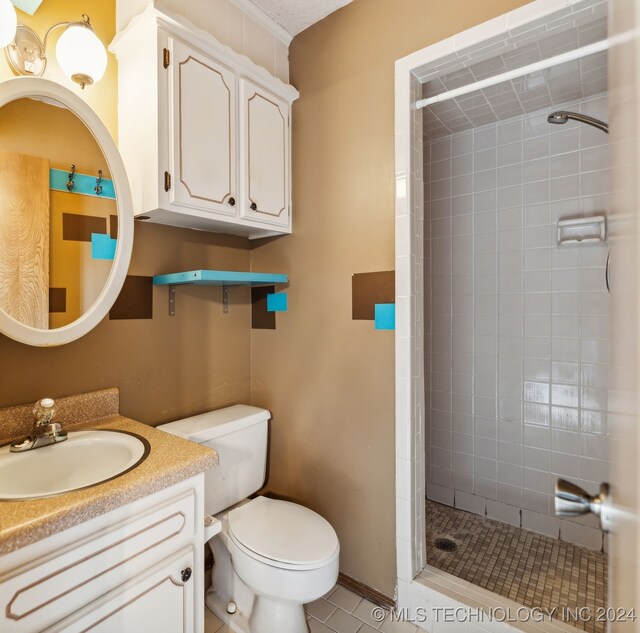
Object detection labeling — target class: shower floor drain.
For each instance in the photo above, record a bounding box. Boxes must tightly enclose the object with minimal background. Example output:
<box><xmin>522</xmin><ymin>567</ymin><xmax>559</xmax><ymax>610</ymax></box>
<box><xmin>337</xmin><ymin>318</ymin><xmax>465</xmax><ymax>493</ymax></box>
<box><xmin>433</xmin><ymin>537</ymin><xmax>458</xmax><ymax>552</ymax></box>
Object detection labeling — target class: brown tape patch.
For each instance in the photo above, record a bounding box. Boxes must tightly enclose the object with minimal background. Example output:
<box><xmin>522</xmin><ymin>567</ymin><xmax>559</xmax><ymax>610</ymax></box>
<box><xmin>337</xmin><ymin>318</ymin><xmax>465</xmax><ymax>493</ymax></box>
<box><xmin>62</xmin><ymin>213</ymin><xmax>107</xmax><ymax>242</ymax></box>
<box><xmin>352</xmin><ymin>271</ymin><xmax>395</xmax><ymax>320</ymax></box>
<box><xmin>109</xmin><ymin>276</ymin><xmax>153</xmax><ymax>320</ymax></box>
<box><xmin>110</xmin><ymin>215</ymin><xmax>118</xmax><ymax>239</ymax></box>
<box><xmin>48</xmin><ymin>288</ymin><xmax>66</xmax><ymax>313</ymax></box>
<box><xmin>252</xmin><ymin>286</ymin><xmax>276</xmax><ymax>330</ymax></box>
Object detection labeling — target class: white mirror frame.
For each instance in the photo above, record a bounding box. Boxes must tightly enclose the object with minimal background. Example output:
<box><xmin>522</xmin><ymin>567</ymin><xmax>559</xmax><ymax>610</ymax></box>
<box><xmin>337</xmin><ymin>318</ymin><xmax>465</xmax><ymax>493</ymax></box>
<box><xmin>0</xmin><ymin>78</ymin><xmax>134</xmax><ymax>346</ymax></box>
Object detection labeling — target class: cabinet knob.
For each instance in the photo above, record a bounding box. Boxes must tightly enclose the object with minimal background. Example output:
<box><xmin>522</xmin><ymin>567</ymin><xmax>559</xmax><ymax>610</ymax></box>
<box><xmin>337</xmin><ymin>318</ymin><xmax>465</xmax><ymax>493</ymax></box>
<box><xmin>181</xmin><ymin>567</ymin><xmax>192</xmax><ymax>582</ymax></box>
<box><xmin>250</xmin><ymin>201</ymin><xmax>257</xmax><ymax>211</ymax></box>
<box><xmin>228</xmin><ymin>196</ymin><xmax>235</xmax><ymax>206</ymax></box>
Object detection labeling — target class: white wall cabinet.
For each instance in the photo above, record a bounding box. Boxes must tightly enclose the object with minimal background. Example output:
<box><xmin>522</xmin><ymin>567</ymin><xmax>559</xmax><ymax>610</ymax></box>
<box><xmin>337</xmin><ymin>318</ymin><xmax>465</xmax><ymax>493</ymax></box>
<box><xmin>239</xmin><ymin>79</ymin><xmax>290</xmax><ymax>228</ymax></box>
<box><xmin>111</xmin><ymin>6</ymin><xmax>299</xmax><ymax>239</ymax></box>
<box><xmin>169</xmin><ymin>39</ymin><xmax>237</xmax><ymax>218</ymax></box>
<box><xmin>0</xmin><ymin>475</ymin><xmax>216</xmax><ymax>633</ymax></box>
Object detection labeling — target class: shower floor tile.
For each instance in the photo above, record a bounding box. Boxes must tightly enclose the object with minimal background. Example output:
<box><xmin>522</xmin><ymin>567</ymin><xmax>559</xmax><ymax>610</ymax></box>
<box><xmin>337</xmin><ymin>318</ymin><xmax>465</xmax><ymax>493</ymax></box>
<box><xmin>426</xmin><ymin>500</ymin><xmax>608</xmax><ymax>633</ymax></box>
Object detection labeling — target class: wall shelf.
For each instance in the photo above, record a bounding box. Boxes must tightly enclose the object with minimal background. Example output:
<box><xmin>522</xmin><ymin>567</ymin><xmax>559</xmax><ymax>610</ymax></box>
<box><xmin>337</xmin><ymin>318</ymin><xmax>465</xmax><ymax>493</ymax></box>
<box><xmin>153</xmin><ymin>270</ymin><xmax>288</xmax><ymax>315</ymax></box>
<box><xmin>153</xmin><ymin>270</ymin><xmax>288</xmax><ymax>286</ymax></box>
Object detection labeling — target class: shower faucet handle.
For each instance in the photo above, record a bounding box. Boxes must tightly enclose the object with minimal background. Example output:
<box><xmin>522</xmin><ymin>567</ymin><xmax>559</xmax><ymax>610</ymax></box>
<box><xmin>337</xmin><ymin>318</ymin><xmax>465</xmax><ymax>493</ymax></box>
<box><xmin>555</xmin><ymin>478</ymin><xmax>611</xmax><ymax>532</ymax></box>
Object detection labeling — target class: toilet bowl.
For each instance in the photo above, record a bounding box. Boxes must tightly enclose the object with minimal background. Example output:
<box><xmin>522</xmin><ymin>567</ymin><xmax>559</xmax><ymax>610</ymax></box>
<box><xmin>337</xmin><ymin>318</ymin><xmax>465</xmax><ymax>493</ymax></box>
<box><xmin>158</xmin><ymin>405</ymin><xmax>340</xmax><ymax>633</ymax></box>
<box><xmin>213</xmin><ymin>496</ymin><xmax>339</xmax><ymax>633</ymax></box>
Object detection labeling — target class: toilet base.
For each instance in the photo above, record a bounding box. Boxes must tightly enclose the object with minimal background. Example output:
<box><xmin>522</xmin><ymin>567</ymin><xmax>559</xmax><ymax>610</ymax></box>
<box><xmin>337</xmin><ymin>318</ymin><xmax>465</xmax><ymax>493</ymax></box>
<box><xmin>250</xmin><ymin>596</ymin><xmax>308</xmax><ymax>633</ymax></box>
<box><xmin>207</xmin><ymin>537</ymin><xmax>309</xmax><ymax>633</ymax></box>
<box><xmin>206</xmin><ymin>594</ymin><xmax>308</xmax><ymax>633</ymax></box>
<box><xmin>206</xmin><ymin>592</ymin><xmax>250</xmax><ymax>633</ymax></box>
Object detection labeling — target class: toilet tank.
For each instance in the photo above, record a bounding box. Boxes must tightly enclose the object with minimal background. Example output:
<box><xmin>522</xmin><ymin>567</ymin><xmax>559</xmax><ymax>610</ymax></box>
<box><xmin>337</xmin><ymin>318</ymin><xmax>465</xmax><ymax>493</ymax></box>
<box><xmin>158</xmin><ymin>405</ymin><xmax>270</xmax><ymax>515</ymax></box>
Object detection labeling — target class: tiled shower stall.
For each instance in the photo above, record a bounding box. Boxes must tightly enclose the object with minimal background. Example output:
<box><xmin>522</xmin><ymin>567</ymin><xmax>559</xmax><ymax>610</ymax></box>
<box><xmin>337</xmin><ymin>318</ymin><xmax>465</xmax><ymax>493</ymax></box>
<box><xmin>423</xmin><ymin>92</ymin><xmax>610</xmax><ymax>551</ymax></box>
<box><xmin>395</xmin><ymin>0</ymin><xmax>615</xmax><ymax>628</ymax></box>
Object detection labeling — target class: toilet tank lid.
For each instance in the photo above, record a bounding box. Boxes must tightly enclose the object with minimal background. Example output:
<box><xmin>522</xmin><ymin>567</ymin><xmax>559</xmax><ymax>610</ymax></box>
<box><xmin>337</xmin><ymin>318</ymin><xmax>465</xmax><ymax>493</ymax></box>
<box><xmin>159</xmin><ymin>405</ymin><xmax>270</xmax><ymax>443</ymax></box>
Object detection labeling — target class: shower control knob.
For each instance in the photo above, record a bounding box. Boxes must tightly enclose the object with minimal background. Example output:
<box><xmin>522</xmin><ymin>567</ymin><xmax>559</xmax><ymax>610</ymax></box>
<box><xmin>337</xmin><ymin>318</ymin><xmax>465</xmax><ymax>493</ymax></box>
<box><xmin>180</xmin><ymin>567</ymin><xmax>192</xmax><ymax>582</ymax></box>
<box><xmin>555</xmin><ymin>478</ymin><xmax>611</xmax><ymax>532</ymax></box>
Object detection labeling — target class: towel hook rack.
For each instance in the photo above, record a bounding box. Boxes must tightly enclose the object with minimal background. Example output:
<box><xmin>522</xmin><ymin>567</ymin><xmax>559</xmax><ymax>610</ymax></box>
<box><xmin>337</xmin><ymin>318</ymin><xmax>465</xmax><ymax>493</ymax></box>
<box><xmin>66</xmin><ymin>164</ymin><xmax>75</xmax><ymax>191</ymax></box>
<box><xmin>94</xmin><ymin>169</ymin><xmax>103</xmax><ymax>196</ymax></box>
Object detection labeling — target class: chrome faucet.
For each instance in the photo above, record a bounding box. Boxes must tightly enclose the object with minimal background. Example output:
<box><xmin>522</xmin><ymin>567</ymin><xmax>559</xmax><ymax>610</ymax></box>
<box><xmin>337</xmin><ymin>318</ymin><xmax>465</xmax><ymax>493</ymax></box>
<box><xmin>10</xmin><ymin>398</ymin><xmax>68</xmax><ymax>452</ymax></box>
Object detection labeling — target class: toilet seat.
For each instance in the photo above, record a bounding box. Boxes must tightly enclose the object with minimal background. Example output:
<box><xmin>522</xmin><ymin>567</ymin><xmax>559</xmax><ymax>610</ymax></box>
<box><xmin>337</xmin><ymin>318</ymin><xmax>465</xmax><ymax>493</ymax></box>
<box><xmin>227</xmin><ymin>496</ymin><xmax>339</xmax><ymax>571</ymax></box>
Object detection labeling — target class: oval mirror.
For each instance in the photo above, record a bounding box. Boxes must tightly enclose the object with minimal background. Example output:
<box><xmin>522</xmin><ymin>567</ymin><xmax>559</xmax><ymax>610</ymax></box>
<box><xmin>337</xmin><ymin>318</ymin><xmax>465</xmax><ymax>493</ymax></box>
<box><xmin>0</xmin><ymin>78</ymin><xmax>133</xmax><ymax>346</ymax></box>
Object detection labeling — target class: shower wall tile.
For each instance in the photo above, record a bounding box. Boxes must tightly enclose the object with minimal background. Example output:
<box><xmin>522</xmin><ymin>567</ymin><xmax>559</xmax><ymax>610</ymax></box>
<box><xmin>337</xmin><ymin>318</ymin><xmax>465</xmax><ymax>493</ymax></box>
<box><xmin>454</xmin><ymin>490</ymin><xmax>486</xmax><ymax>516</ymax></box>
<box><xmin>427</xmin><ymin>482</ymin><xmax>454</xmax><ymax>507</ymax></box>
<box><xmin>521</xmin><ymin>509</ymin><xmax>560</xmax><ymax>538</ymax></box>
<box><xmin>559</xmin><ymin>518</ymin><xmax>603</xmax><ymax>550</ymax></box>
<box><xmin>486</xmin><ymin>499</ymin><xmax>521</xmax><ymax>526</ymax></box>
<box><xmin>425</xmin><ymin>92</ymin><xmax>610</xmax><ymax>549</ymax></box>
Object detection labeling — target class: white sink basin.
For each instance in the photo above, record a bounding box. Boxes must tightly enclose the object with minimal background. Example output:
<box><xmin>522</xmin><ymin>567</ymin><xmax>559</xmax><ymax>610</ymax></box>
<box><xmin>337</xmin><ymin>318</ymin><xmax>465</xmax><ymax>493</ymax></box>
<box><xmin>0</xmin><ymin>430</ymin><xmax>149</xmax><ymax>499</ymax></box>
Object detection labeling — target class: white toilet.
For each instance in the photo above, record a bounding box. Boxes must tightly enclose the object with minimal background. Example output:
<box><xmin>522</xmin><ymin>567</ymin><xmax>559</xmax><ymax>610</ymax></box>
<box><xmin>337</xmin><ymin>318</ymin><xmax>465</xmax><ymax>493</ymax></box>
<box><xmin>159</xmin><ymin>405</ymin><xmax>339</xmax><ymax>633</ymax></box>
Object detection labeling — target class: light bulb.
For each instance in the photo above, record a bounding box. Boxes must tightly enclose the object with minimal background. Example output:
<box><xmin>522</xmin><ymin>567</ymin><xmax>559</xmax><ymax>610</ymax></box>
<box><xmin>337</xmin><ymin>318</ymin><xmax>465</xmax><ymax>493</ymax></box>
<box><xmin>0</xmin><ymin>0</ymin><xmax>17</xmax><ymax>48</ymax></box>
<box><xmin>55</xmin><ymin>19</ymin><xmax>107</xmax><ymax>88</ymax></box>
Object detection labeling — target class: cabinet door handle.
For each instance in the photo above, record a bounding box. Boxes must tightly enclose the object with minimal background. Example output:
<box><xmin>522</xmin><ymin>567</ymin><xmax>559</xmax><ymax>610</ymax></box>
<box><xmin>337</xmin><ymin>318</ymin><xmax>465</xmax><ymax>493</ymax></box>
<box><xmin>250</xmin><ymin>202</ymin><xmax>257</xmax><ymax>211</ymax></box>
<box><xmin>228</xmin><ymin>196</ymin><xmax>235</xmax><ymax>206</ymax></box>
<box><xmin>181</xmin><ymin>567</ymin><xmax>192</xmax><ymax>582</ymax></box>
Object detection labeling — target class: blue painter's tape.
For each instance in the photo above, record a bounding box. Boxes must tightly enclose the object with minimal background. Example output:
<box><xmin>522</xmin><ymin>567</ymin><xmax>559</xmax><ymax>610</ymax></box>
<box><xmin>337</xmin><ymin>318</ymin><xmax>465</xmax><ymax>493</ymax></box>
<box><xmin>374</xmin><ymin>303</ymin><xmax>395</xmax><ymax>330</ymax></box>
<box><xmin>91</xmin><ymin>233</ymin><xmax>117</xmax><ymax>260</ymax></box>
<box><xmin>50</xmin><ymin>169</ymin><xmax>116</xmax><ymax>200</ymax></box>
<box><xmin>267</xmin><ymin>292</ymin><xmax>288</xmax><ymax>312</ymax></box>
<box><xmin>11</xmin><ymin>0</ymin><xmax>44</xmax><ymax>16</ymax></box>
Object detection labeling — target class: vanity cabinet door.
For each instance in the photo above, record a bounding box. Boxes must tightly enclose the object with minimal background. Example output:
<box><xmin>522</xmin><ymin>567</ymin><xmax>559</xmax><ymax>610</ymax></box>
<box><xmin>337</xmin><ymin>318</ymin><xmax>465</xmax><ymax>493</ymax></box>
<box><xmin>238</xmin><ymin>79</ymin><xmax>290</xmax><ymax>228</ymax></box>
<box><xmin>49</xmin><ymin>548</ymin><xmax>195</xmax><ymax>633</ymax></box>
<box><xmin>168</xmin><ymin>39</ymin><xmax>237</xmax><ymax>216</ymax></box>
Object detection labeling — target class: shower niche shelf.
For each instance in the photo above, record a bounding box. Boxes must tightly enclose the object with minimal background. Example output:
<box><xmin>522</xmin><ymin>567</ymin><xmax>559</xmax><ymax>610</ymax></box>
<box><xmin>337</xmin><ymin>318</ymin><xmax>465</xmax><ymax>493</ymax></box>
<box><xmin>557</xmin><ymin>216</ymin><xmax>606</xmax><ymax>246</ymax></box>
<box><xmin>153</xmin><ymin>270</ymin><xmax>288</xmax><ymax>316</ymax></box>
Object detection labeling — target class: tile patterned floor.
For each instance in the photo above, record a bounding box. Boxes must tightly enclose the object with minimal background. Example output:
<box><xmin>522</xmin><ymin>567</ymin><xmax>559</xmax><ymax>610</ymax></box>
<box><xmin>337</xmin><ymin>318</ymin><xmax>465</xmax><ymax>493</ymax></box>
<box><xmin>426</xmin><ymin>501</ymin><xmax>608</xmax><ymax>633</ymax></box>
<box><xmin>204</xmin><ymin>584</ymin><xmax>418</xmax><ymax>633</ymax></box>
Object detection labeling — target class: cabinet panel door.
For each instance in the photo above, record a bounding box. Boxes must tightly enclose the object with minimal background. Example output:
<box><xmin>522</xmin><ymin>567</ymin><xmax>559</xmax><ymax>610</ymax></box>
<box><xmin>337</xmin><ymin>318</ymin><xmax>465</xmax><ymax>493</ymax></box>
<box><xmin>239</xmin><ymin>79</ymin><xmax>290</xmax><ymax>227</ymax></box>
<box><xmin>169</xmin><ymin>39</ymin><xmax>236</xmax><ymax>216</ymax></box>
<box><xmin>0</xmin><ymin>490</ymin><xmax>195</xmax><ymax>633</ymax></box>
<box><xmin>49</xmin><ymin>548</ymin><xmax>195</xmax><ymax>633</ymax></box>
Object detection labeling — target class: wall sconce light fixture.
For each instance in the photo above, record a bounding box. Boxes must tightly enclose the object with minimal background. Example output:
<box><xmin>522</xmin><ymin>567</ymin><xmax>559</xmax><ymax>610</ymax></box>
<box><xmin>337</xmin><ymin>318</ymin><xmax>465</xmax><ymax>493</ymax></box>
<box><xmin>4</xmin><ymin>12</ymin><xmax>107</xmax><ymax>89</ymax></box>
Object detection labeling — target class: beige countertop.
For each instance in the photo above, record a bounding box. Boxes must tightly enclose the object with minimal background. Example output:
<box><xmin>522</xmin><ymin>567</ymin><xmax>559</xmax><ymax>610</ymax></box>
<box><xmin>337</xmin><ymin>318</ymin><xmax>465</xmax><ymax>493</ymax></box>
<box><xmin>0</xmin><ymin>415</ymin><xmax>217</xmax><ymax>556</ymax></box>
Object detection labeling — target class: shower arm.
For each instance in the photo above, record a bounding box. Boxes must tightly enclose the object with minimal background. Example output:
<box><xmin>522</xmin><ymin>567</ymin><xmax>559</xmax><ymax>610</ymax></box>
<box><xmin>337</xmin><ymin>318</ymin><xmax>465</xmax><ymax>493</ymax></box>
<box><xmin>567</xmin><ymin>112</ymin><xmax>608</xmax><ymax>133</ymax></box>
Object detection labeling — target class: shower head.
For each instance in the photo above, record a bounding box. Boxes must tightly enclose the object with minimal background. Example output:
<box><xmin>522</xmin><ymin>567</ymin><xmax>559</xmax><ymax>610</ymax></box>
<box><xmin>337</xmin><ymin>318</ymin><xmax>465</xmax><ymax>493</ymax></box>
<box><xmin>547</xmin><ymin>110</ymin><xmax>608</xmax><ymax>134</ymax></box>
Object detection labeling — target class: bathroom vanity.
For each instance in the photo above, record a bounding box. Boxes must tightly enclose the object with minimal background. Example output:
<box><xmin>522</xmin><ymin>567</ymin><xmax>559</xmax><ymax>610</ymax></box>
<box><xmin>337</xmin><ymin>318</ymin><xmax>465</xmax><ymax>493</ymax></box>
<box><xmin>0</xmin><ymin>391</ymin><xmax>218</xmax><ymax>633</ymax></box>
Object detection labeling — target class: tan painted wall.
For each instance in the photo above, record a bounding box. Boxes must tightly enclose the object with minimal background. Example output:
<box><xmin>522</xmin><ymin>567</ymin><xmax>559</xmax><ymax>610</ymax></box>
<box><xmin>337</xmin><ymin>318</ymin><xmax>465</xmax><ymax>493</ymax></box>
<box><xmin>0</xmin><ymin>221</ymin><xmax>252</xmax><ymax>424</ymax></box>
<box><xmin>0</xmin><ymin>1</ymin><xmax>252</xmax><ymax>424</ymax></box>
<box><xmin>250</xmin><ymin>0</ymin><xmax>530</xmax><ymax>597</ymax></box>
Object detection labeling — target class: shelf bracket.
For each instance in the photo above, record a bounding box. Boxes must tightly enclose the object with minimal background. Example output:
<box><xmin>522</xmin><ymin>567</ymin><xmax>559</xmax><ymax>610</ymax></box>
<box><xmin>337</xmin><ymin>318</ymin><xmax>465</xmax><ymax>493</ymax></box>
<box><xmin>168</xmin><ymin>285</ymin><xmax>176</xmax><ymax>316</ymax></box>
<box><xmin>167</xmin><ymin>284</ymin><xmax>230</xmax><ymax>315</ymax></box>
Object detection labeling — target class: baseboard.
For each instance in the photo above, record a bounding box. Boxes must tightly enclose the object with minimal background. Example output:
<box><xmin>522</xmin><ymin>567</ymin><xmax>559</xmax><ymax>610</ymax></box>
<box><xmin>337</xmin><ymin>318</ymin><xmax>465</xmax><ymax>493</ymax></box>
<box><xmin>337</xmin><ymin>573</ymin><xmax>395</xmax><ymax>609</ymax></box>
